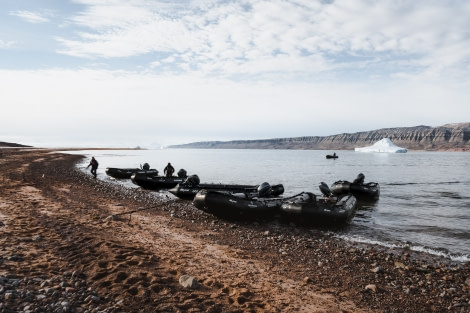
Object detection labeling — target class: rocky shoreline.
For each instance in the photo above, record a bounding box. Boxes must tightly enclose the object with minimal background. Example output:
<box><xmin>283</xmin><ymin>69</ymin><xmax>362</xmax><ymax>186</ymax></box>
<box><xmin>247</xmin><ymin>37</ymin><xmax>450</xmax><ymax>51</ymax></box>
<box><xmin>1</xmin><ymin>148</ymin><xmax>469</xmax><ymax>312</ymax></box>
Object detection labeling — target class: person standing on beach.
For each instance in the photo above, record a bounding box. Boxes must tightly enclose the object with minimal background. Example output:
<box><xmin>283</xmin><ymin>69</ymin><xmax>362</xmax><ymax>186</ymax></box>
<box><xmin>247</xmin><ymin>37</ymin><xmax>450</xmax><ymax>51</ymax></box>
<box><xmin>87</xmin><ymin>157</ymin><xmax>99</xmax><ymax>178</ymax></box>
<box><xmin>164</xmin><ymin>162</ymin><xmax>175</xmax><ymax>177</ymax></box>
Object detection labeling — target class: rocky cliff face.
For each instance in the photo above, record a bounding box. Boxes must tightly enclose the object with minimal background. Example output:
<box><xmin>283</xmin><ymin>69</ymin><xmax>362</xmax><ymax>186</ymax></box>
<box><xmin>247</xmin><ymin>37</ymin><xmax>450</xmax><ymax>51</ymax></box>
<box><xmin>170</xmin><ymin>123</ymin><xmax>470</xmax><ymax>151</ymax></box>
<box><xmin>0</xmin><ymin>142</ymin><xmax>32</xmax><ymax>148</ymax></box>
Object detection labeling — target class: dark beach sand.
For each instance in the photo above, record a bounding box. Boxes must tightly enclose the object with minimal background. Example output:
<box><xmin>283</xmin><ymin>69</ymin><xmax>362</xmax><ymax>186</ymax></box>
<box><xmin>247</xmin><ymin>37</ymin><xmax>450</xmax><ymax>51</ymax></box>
<box><xmin>0</xmin><ymin>148</ymin><xmax>469</xmax><ymax>312</ymax></box>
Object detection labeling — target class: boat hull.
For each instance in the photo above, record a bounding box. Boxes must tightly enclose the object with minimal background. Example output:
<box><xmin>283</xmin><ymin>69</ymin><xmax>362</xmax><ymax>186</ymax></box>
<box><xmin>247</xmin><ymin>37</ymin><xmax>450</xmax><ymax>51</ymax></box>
<box><xmin>193</xmin><ymin>190</ymin><xmax>283</xmax><ymax>218</ymax></box>
<box><xmin>170</xmin><ymin>183</ymin><xmax>284</xmax><ymax>200</ymax></box>
<box><xmin>105</xmin><ymin>168</ymin><xmax>158</xmax><ymax>179</ymax></box>
<box><xmin>280</xmin><ymin>193</ymin><xmax>357</xmax><ymax>225</ymax></box>
<box><xmin>330</xmin><ymin>181</ymin><xmax>380</xmax><ymax>200</ymax></box>
<box><xmin>131</xmin><ymin>172</ymin><xmax>186</xmax><ymax>190</ymax></box>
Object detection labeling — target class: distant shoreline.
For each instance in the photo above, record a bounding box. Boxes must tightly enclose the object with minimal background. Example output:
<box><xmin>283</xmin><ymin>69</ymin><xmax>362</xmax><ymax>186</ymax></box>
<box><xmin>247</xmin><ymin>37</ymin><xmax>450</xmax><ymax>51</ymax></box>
<box><xmin>169</xmin><ymin>123</ymin><xmax>470</xmax><ymax>151</ymax></box>
<box><xmin>2</xmin><ymin>122</ymin><xmax>469</xmax><ymax>152</ymax></box>
<box><xmin>1</xmin><ymin>146</ymin><xmax>468</xmax><ymax>153</ymax></box>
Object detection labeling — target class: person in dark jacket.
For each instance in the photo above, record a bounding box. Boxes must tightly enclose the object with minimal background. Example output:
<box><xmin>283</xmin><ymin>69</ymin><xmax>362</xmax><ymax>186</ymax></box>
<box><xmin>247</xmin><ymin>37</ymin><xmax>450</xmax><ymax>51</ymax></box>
<box><xmin>164</xmin><ymin>162</ymin><xmax>175</xmax><ymax>177</ymax></box>
<box><xmin>87</xmin><ymin>156</ymin><xmax>99</xmax><ymax>178</ymax></box>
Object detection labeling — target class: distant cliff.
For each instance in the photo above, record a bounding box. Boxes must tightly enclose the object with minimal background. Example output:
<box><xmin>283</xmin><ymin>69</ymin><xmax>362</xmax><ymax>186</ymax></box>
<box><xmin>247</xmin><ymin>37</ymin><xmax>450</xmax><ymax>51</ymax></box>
<box><xmin>0</xmin><ymin>142</ymin><xmax>32</xmax><ymax>148</ymax></box>
<box><xmin>169</xmin><ymin>123</ymin><xmax>470</xmax><ymax>151</ymax></box>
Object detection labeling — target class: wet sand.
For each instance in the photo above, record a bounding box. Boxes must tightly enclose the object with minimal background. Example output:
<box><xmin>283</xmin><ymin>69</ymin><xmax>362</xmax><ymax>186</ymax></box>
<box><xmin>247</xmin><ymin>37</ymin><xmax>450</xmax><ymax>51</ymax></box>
<box><xmin>0</xmin><ymin>148</ymin><xmax>469</xmax><ymax>313</ymax></box>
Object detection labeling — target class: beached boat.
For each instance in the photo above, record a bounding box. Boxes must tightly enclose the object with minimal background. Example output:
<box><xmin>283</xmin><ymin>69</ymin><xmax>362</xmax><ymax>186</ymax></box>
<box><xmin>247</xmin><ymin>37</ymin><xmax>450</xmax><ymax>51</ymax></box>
<box><xmin>280</xmin><ymin>183</ymin><xmax>358</xmax><ymax>225</ymax></box>
<box><xmin>193</xmin><ymin>189</ymin><xmax>283</xmax><ymax>218</ymax></box>
<box><xmin>330</xmin><ymin>173</ymin><xmax>380</xmax><ymax>200</ymax></box>
<box><xmin>169</xmin><ymin>175</ymin><xmax>284</xmax><ymax>200</ymax></box>
<box><xmin>105</xmin><ymin>167</ymin><xmax>158</xmax><ymax>179</ymax></box>
<box><xmin>105</xmin><ymin>162</ymin><xmax>157</xmax><ymax>179</ymax></box>
<box><xmin>131</xmin><ymin>170</ymin><xmax>188</xmax><ymax>190</ymax></box>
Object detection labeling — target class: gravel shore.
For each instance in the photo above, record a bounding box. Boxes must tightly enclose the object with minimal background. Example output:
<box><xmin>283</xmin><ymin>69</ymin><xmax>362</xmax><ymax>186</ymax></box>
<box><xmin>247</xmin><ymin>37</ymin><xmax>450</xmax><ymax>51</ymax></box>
<box><xmin>1</xmin><ymin>148</ymin><xmax>469</xmax><ymax>313</ymax></box>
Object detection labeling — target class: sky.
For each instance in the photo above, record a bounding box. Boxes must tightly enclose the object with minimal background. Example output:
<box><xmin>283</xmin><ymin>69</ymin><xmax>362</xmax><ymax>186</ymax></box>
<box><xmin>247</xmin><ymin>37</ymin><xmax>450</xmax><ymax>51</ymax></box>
<box><xmin>1</xmin><ymin>0</ymin><xmax>469</xmax><ymax>148</ymax></box>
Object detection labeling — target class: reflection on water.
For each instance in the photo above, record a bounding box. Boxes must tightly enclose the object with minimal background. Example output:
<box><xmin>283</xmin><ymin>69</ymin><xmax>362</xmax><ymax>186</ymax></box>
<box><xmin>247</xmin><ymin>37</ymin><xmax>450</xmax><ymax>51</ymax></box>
<box><xmin>67</xmin><ymin>149</ymin><xmax>470</xmax><ymax>261</ymax></box>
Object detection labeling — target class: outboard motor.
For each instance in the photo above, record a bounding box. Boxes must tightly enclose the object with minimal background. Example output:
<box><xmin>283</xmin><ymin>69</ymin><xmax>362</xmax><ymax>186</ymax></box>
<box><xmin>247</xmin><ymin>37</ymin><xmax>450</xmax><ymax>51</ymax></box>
<box><xmin>142</xmin><ymin>163</ymin><xmax>150</xmax><ymax>171</ymax></box>
<box><xmin>184</xmin><ymin>174</ymin><xmax>200</xmax><ymax>187</ymax></box>
<box><xmin>177</xmin><ymin>168</ymin><xmax>187</xmax><ymax>178</ymax></box>
<box><xmin>258</xmin><ymin>182</ymin><xmax>272</xmax><ymax>197</ymax></box>
<box><xmin>353</xmin><ymin>173</ymin><xmax>365</xmax><ymax>184</ymax></box>
<box><xmin>270</xmin><ymin>184</ymin><xmax>285</xmax><ymax>196</ymax></box>
<box><xmin>319</xmin><ymin>182</ymin><xmax>332</xmax><ymax>197</ymax></box>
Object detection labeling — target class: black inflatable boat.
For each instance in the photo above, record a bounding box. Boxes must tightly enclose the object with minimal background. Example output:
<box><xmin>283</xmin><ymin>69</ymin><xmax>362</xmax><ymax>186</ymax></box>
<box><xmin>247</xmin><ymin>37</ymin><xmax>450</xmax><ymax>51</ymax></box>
<box><xmin>280</xmin><ymin>182</ymin><xmax>358</xmax><ymax>224</ymax></box>
<box><xmin>106</xmin><ymin>167</ymin><xmax>158</xmax><ymax>179</ymax></box>
<box><xmin>131</xmin><ymin>168</ymin><xmax>188</xmax><ymax>190</ymax></box>
<box><xmin>169</xmin><ymin>175</ymin><xmax>284</xmax><ymax>200</ymax></box>
<box><xmin>330</xmin><ymin>173</ymin><xmax>380</xmax><ymax>200</ymax></box>
<box><xmin>193</xmin><ymin>189</ymin><xmax>283</xmax><ymax>218</ymax></box>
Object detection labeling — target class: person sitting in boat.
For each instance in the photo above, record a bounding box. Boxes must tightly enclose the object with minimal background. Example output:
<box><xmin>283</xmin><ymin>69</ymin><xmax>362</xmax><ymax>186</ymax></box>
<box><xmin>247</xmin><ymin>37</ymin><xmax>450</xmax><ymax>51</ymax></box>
<box><xmin>164</xmin><ymin>162</ymin><xmax>175</xmax><ymax>177</ymax></box>
<box><xmin>86</xmin><ymin>156</ymin><xmax>99</xmax><ymax>178</ymax></box>
<box><xmin>353</xmin><ymin>173</ymin><xmax>365</xmax><ymax>185</ymax></box>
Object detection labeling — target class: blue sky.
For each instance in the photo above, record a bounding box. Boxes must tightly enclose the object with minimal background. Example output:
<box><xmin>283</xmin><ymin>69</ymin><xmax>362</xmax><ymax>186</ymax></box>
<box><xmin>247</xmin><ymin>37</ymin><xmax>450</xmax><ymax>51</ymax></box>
<box><xmin>1</xmin><ymin>0</ymin><xmax>469</xmax><ymax>148</ymax></box>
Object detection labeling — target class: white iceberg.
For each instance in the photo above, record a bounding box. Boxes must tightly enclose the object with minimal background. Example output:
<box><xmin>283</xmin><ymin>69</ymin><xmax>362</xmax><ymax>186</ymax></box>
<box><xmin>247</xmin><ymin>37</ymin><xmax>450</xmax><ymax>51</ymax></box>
<box><xmin>355</xmin><ymin>138</ymin><xmax>408</xmax><ymax>153</ymax></box>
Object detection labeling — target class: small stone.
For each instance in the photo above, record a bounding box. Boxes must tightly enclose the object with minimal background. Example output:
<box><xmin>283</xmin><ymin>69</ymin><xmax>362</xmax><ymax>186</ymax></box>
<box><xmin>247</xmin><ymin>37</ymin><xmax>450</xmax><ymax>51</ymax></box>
<box><xmin>8</xmin><ymin>255</ymin><xmax>21</xmax><ymax>261</ymax></box>
<box><xmin>61</xmin><ymin>301</ymin><xmax>70</xmax><ymax>312</ymax></box>
<box><xmin>72</xmin><ymin>270</ymin><xmax>84</xmax><ymax>278</ymax></box>
<box><xmin>4</xmin><ymin>292</ymin><xmax>14</xmax><ymax>300</ymax></box>
<box><xmin>179</xmin><ymin>275</ymin><xmax>199</xmax><ymax>289</ymax></box>
<box><xmin>371</xmin><ymin>266</ymin><xmax>384</xmax><ymax>273</ymax></box>
<box><xmin>447</xmin><ymin>287</ymin><xmax>456</xmax><ymax>294</ymax></box>
<box><xmin>85</xmin><ymin>295</ymin><xmax>100</xmax><ymax>303</ymax></box>
<box><xmin>365</xmin><ymin>284</ymin><xmax>377</xmax><ymax>293</ymax></box>
<box><xmin>394</xmin><ymin>261</ymin><xmax>406</xmax><ymax>269</ymax></box>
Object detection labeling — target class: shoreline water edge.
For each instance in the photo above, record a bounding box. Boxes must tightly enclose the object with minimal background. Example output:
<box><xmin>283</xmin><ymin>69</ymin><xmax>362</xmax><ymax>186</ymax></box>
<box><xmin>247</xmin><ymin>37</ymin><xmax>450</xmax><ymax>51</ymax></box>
<box><xmin>0</xmin><ymin>148</ymin><xmax>469</xmax><ymax>312</ymax></box>
<box><xmin>70</xmin><ymin>148</ymin><xmax>470</xmax><ymax>263</ymax></box>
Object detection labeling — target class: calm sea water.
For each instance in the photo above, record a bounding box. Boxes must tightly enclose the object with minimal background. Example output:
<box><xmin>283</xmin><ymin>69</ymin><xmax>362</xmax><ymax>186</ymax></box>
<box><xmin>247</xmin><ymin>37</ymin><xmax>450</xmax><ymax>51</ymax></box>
<box><xmin>67</xmin><ymin>149</ymin><xmax>470</xmax><ymax>262</ymax></box>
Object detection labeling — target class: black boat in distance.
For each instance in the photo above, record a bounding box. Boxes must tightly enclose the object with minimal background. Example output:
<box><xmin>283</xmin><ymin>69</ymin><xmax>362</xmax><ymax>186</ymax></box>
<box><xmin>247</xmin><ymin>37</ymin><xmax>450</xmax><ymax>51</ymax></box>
<box><xmin>326</xmin><ymin>152</ymin><xmax>338</xmax><ymax>159</ymax></box>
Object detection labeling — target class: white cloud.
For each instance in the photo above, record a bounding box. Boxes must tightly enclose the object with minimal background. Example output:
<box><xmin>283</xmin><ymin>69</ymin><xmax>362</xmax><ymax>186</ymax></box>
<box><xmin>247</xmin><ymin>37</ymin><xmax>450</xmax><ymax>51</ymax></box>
<box><xmin>10</xmin><ymin>10</ymin><xmax>51</xmax><ymax>23</ymax></box>
<box><xmin>0</xmin><ymin>40</ymin><xmax>16</xmax><ymax>49</ymax></box>
<box><xmin>52</xmin><ymin>0</ymin><xmax>470</xmax><ymax>84</ymax></box>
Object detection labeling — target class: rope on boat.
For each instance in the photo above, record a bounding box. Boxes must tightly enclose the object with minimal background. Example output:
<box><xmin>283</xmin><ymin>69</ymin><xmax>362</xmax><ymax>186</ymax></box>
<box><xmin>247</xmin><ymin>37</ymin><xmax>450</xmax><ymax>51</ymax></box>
<box><xmin>105</xmin><ymin>207</ymin><xmax>150</xmax><ymax>223</ymax></box>
<box><xmin>259</xmin><ymin>191</ymin><xmax>308</xmax><ymax>202</ymax></box>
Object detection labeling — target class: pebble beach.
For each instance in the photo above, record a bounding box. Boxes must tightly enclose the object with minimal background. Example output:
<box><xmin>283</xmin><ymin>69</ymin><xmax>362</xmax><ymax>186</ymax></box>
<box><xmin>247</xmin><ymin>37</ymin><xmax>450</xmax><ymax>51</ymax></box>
<box><xmin>1</xmin><ymin>148</ymin><xmax>469</xmax><ymax>313</ymax></box>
